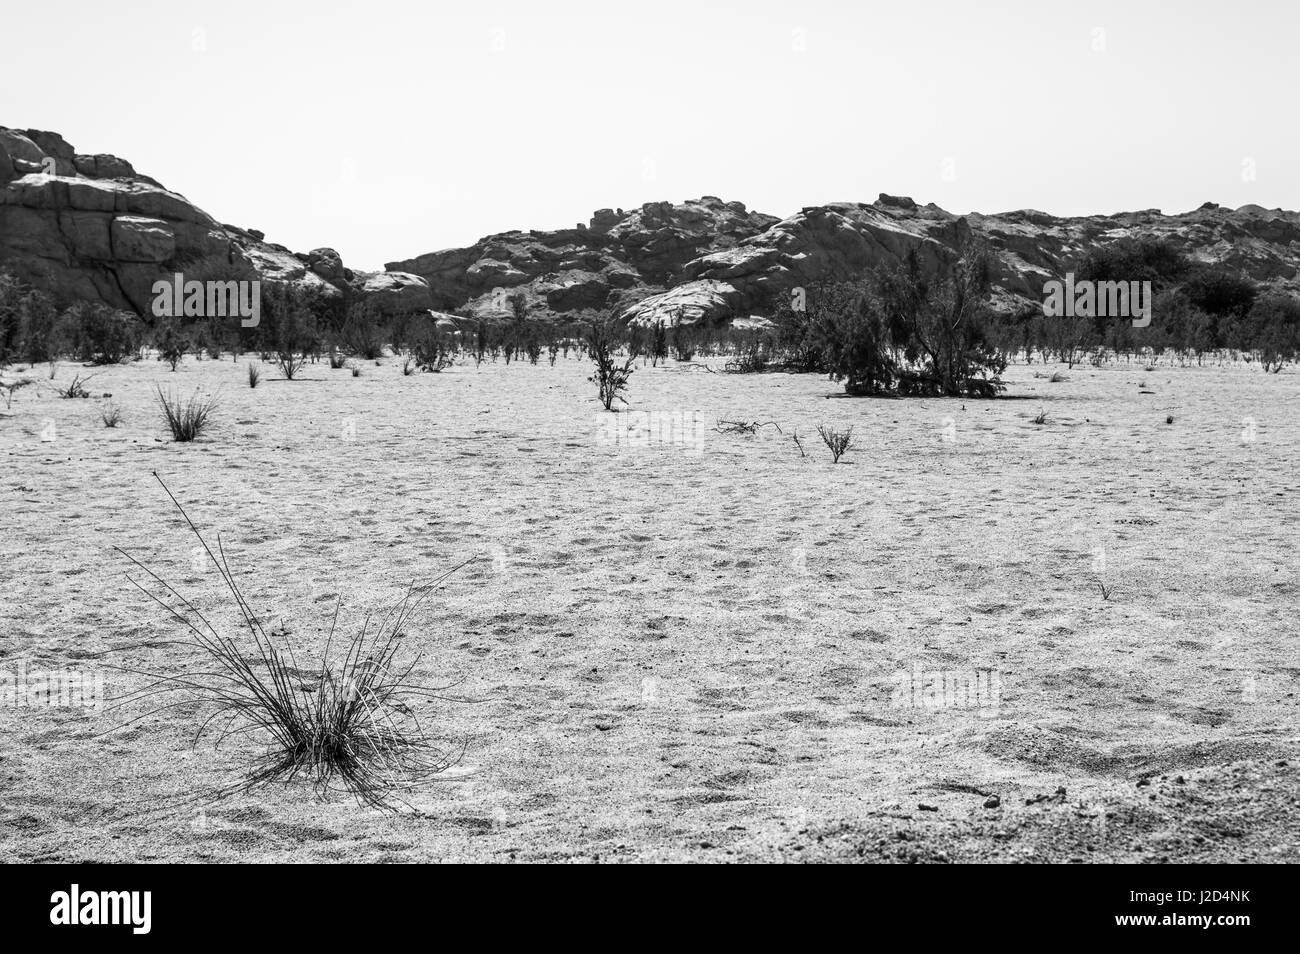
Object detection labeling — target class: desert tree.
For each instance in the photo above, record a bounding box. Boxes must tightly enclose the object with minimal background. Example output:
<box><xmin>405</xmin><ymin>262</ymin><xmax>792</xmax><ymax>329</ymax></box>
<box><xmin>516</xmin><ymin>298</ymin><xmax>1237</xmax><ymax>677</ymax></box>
<box><xmin>649</xmin><ymin>320</ymin><xmax>668</xmax><ymax>366</ymax></box>
<box><xmin>1248</xmin><ymin>294</ymin><xmax>1300</xmax><ymax>373</ymax></box>
<box><xmin>11</xmin><ymin>282</ymin><xmax>64</xmax><ymax>364</ymax></box>
<box><xmin>65</xmin><ymin>301</ymin><xmax>144</xmax><ymax>365</ymax></box>
<box><xmin>669</xmin><ymin>310</ymin><xmax>696</xmax><ymax>362</ymax></box>
<box><xmin>587</xmin><ymin>319</ymin><xmax>637</xmax><ymax>410</ymax></box>
<box><xmin>155</xmin><ymin>320</ymin><xmax>188</xmax><ymax>371</ymax></box>
<box><xmin>808</xmin><ymin>280</ymin><xmax>898</xmax><ymax>394</ymax></box>
<box><xmin>875</xmin><ymin>245</ymin><xmax>1006</xmax><ymax>397</ymax></box>
<box><xmin>259</xmin><ymin>284</ymin><xmax>322</xmax><ymax>378</ymax></box>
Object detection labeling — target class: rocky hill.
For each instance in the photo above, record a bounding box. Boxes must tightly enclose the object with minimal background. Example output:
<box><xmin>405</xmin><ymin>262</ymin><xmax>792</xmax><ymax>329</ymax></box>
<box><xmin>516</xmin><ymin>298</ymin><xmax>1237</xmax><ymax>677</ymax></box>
<box><xmin>0</xmin><ymin>127</ymin><xmax>432</xmax><ymax>317</ymax></box>
<box><xmin>616</xmin><ymin>195</ymin><xmax>1300</xmax><ymax>326</ymax></box>
<box><xmin>4</xmin><ymin>126</ymin><xmax>1299</xmax><ymax>327</ymax></box>
<box><xmin>384</xmin><ymin>197</ymin><xmax>779</xmax><ymax>323</ymax></box>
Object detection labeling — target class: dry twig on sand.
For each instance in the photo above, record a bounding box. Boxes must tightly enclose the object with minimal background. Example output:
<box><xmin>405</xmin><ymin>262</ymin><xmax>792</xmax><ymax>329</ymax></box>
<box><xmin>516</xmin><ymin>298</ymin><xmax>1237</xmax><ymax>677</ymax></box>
<box><xmin>715</xmin><ymin>419</ymin><xmax>783</xmax><ymax>435</ymax></box>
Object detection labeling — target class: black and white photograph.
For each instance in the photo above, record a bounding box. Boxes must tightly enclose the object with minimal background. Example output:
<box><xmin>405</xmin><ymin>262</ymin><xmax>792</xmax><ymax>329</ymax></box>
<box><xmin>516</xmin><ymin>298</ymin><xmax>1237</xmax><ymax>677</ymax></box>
<box><xmin>0</xmin><ymin>0</ymin><xmax>1294</xmax><ymax>914</ymax></box>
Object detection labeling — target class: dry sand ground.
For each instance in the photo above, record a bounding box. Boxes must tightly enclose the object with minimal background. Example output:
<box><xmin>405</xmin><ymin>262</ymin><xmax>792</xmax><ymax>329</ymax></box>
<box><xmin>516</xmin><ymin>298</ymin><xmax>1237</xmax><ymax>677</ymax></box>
<box><xmin>1</xmin><ymin>350</ymin><xmax>1297</xmax><ymax>863</ymax></box>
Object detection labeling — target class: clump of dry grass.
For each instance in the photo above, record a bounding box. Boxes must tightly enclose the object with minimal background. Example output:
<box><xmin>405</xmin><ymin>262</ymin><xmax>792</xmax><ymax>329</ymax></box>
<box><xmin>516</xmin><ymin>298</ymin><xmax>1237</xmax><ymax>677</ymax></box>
<box><xmin>57</xmin><ymin>372</ymin><xmax>94</xmax><ymax>399</ymax></box>
<box><xmin>156</xmin><ymin>386</ymin><xmax>217</xmax><ymax>442</ymax></box>
<box><xmin>100</xmin><ymin>402</ymin><xmax>123</xmax><ymax>427</ymax></box>
<box><xmin>247</xmin><ymin>364</ymin><xmax>261</xmax><ymax>389</ymax></box>
<box><xmin>111</xmin><ymin>474</ymin><xmax>469</xmax><ymax>811</ymax></box>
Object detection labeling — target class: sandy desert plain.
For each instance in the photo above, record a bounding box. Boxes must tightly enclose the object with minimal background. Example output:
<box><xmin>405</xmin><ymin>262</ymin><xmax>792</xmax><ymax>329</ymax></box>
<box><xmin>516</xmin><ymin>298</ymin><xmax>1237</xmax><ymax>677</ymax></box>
<box><xmin>0</xmin><ymin>350</ymin><xmax>1297</xmax><ymax>863</ymax></box>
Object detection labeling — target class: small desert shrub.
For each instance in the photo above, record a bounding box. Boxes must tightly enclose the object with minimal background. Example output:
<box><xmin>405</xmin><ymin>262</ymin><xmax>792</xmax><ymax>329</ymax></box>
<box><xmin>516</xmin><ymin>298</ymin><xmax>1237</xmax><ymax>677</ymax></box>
<box><xmin>101</xmin><ymin>402</ymin><xmax>123</xmax><ymax>427</ymax></box>
<box><xmin>67</xmin><ymin>301</ymin><xmax>143</xmax><ymax>365</ymax></box>
<box><xmin>8</xmin><ymin>281</ymin><xmax>64</xmax><ymax>364</ymax></box>
<box><xmin>157</xmin><ymin>386</ymin><xmax>217</xmax><ymax>441</ymax></box>
<box><xmin>57</xmin><ymin>372</ymin><xmax>93</xmax><ymax>399</ymax></box>
<box><xmin>247</xmin><ymin>364</ymin><xmax>261</xmax><ymax>388</ymax></box>
<box><xmin>112</xmin><ymin>476</ymin><xmax>467</xmax><ymax>810</ymax></box>
<box><xmin>413</xmin><ymin>331</ymin><xmax>454</xmax><ymax>372</ymax></box>
<box><xmin>587</xmin><ymin>321</ymin><xmax>636</xmax><ymax>410</ymax></box>
<box><xmin>1032</xmin><ymin>410</ymin><xmax>1048</xmax><ymax>425</ymax></box>
<box><xmin>402</xmin><ymin>356</ymin><xmax>415</xmax><ymax>376</ymax></box>
<box><xmin>328</xmin><ymin>349</ymin><xmax>348</xmax><ymax>369</ymax></box>
<box><xmin>351</xmin><ymin>365</ymin><xmax>361</xmax><ymax>377</ymax></box>
<box><xmin>670</xmin><ymin>320</ymin><xmax>696</xmax><ymax>362</ymax></box>
<box><xmin>276</xmin><ymin>350</ymin><xmax>308</xmax><ymax>380</ymax></box>
<box><xmin>340</xmin><ymin>303</ymin><xmax>386</xmax><ymax>359</ymax></box>
<box><xmin>816</xmin><ymin>424</ymin><xmax>854</xmax><ymax>463</ymax></box>
<box><xmin>155</xmin><ymin>321</ymin><xmax>188</xmax><ymax>371</ymax></box>
<box><xmin>724</xmin><ymin>343</ymin><xmax>770</xmax><ymax>374</ymax></box>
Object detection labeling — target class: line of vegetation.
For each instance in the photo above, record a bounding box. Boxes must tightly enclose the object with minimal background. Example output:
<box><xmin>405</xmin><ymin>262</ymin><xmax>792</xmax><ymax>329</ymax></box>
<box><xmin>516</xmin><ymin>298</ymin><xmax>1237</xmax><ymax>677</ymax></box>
<box><xmin>2</xmin><ymin>238</ymin><xmax>1297</xmax><ymax>388</ymax></box>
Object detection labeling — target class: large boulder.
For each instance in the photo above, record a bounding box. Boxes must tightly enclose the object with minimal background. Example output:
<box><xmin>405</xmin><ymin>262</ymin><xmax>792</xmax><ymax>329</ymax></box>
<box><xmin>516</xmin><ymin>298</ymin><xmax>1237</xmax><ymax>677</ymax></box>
<box><xmin>0</xmin><ymin>128</ymin><xmax>252</xmax><ymax>312</ymax></box>
<box><xmin>621</xmin><ymin>279</ymin><xmax>745</xmax><ymax>327</ymax></box>
<box><xmin>356</xmin><ymin>271</ymin><xmax>434</xmax><ymax>315</ymax></box>
<box><xmin>307</xmin><ymin>247</ymin><xmax>345</xmax><ymax>281</ymax></box>
<box><xmin>0</xmin><ymin>127</ymin><xmax>348</xmax><ymax>314</ymax></box>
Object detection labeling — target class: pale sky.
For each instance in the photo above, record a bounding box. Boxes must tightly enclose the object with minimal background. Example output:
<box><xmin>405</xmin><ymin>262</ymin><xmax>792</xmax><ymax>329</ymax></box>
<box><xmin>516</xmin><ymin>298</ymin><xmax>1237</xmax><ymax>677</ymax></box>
<box><xmin>4</xmin><ymin>0</ymin><xmax>1294</xmax><ymax>271</ymax></box>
